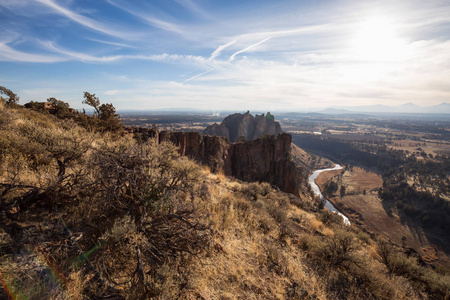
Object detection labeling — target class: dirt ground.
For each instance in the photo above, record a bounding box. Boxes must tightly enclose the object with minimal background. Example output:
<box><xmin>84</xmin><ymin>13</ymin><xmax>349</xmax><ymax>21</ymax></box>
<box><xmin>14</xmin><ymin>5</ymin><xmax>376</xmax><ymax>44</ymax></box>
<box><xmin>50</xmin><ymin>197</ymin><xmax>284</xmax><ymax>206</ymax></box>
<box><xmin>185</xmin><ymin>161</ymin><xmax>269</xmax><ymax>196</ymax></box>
<box><xmin>315</xmin><ymin>168</ymin><xmax>342</xmax><ymax>187</ymax></box>
<box><xmin>389</xmin><ymin>139</ymin><xmax>450</xmax><ymax>157</ymax></box>
<box><xmin>315</xmin><ymin>166</ymin><xmax>449</xmax><ymax>268</ymax></box>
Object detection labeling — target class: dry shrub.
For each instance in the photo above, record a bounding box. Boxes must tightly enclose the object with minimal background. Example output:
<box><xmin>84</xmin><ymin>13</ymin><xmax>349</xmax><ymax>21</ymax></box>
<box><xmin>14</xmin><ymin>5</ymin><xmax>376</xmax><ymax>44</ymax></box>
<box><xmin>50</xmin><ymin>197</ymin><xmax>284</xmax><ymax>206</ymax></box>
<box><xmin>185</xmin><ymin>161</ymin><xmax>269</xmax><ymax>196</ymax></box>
<box><xmin>263</xmin><ymin>245</ymin><xmax>289</xmax><ymax>276</ymax></box>
<box><xmin>94</xmin><ymin>210</ymin><xmax>211</xmax><ymax>298</ymax></box>
<box><xmin>0</xmin><ymin>253</ymin><xmax>68</xmax><ymax>300</ymax></box>
<box><xmin>0</xmin><ymin>104</ymin><xmax>11</xmax><ymax>130</ymax></box>
<box><xmin>197</xmin><ymin>182</ymin><xmax>210</xmax><ymax>200</ymax></box>
<box><xmin>309</xmin><ymin>218</ymin><xmax>323</xmax><ymax>231</ymax></box>
<box><xmin>64</xmin><ymin>269</ymin><xmax>87</xmax><ymax>300</ymax></box>
<box><xmin>289</xmin><ymin>195</ymin><xmax>306</xmax><ymax>209</ymax></box>
<box><xmin>356</xmin><ymin>230</ymin><xmax>371</xmax><ymax>245</ymax></box>
<box><xmin>319</xmin><ymin>210</ymin><xmax>344</xmax><ymax>227</ymax></box>
<box><xmin>256</xmin><ymin>212</ymin><xmax>275</xmax><ymax>234</ymax></box>
<box><xmin>266</xmin><ymin>191</ymin><xmax>290</xmax><ymax>208</ymax></box>
<box><xmin>303</xmin><ymin>229</ymin><xmax>360</xmax><ymax>270</ymax></box>
<box><xmin>300</xmin><ymin>233</ymin><xmax>420</xmax><ymax>299</ymax></box>
<box><xmin>233</xmin><ymin>196</ymin><xmax>251</xmax><ymax>215</ymax></box>
<box><xmin>376</xmin><ymin>239</ymin><xmax>450</xmax><ymax>298</ymax></box>
<box><xmin>321</xmin><ymin>227</ymin><xmax>334</xmax><ymax>236</ymax></box>
<box><xmin>240</xmin><ymin>182</ymin><xmax>271</xmax><ymax>200</ymax></box>
<box><xmin>0</xmin><ymin>118</ymin><xmax>93</xmax><ymax>215</ymax></box>
<box><xmin>12</xmin><ymin>105</ymin><xmax>58</xmax><ymax>129</ymax></box>
<box><xmin>268</xmin><ymin>204</ymin><xmax>287</xmax><ymax>224</ymax></box>
<box><xmin>81</xmin><ymin>137</ymin><xmax>201</xmax><ymax>225</ymax></box>
<box><xmin>214</xmin><ymin>170</ymin><xmax>225</xmax><ymax>183</ymax></box>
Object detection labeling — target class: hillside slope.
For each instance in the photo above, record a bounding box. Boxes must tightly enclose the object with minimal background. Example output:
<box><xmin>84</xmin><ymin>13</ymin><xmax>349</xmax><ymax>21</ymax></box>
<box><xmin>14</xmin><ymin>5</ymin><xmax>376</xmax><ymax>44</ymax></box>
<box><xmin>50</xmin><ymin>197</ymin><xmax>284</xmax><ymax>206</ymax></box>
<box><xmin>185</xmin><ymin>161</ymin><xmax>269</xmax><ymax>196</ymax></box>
<box><xmin>0</xmin><ymin>102</ymin><xmax>449</xmax><ymax>299</ymax></box>
<box><xmin>290</xmin><ymin>144</ymin><xmax>334</xmax><ymax>174</ymax></box>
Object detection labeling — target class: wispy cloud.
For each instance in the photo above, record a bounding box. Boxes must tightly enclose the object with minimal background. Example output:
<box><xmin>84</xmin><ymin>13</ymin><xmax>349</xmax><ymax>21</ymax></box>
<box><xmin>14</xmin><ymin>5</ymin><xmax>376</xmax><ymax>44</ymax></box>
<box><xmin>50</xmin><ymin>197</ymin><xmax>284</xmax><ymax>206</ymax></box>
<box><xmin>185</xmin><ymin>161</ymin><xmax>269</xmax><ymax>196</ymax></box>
<box><xmin>87</xmin><ymin>38</ymin><xmax>135</xmax><ymax>48</ymax></box>
<box><xmin>229</xmin><ymin>37</ymin><xmax>271</xmax><ymax>61</ymax></box>
<box><xmin>182</xmin><ymin>69</ymin><xmax>214</xmax><ymax>83</ymax></box>
<box><xmin>42</xmin><ymin>41</ymin><xmax>121</xmax><ymax>62</ymax></box>
<box><xmin>106</xmin><ymin>0</ymin><xmax>183</xmax><ymax>34</ymax></box>
<box><xmin>104</xmin><ymin>89</ymin><xmax>120</xmax><ymax>95</ymax></box>
<box><xmin>174</xmin><ymin>0</ymin><xmax>212</xmax><ymax>20</ymax></box>
<box><xmin>209</xmin><ymin>40</ymin><xmax>236</xmax><ymax>60</ymax></box>
<box><xmin>41</xmin><ymin>41</ymin><xmax>209</xmax><ymax>65</ymax></box>
<box><xmin>0</xmin><ymin>42</ymin><xmax>64</xmax><ymax>62</ymax></box>
<box><xmin>34</xmin><ymin>0</ymin><xmax>129</xmax><ymax>38</ymax></box>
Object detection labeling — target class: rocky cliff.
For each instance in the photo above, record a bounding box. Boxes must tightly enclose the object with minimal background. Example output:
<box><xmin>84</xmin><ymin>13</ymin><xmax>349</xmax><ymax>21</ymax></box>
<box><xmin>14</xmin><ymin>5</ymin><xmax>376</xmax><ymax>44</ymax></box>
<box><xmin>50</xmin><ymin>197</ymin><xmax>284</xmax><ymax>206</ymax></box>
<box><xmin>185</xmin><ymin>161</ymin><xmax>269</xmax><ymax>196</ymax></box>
<box><xmin>225</xmin><ymin>133</ymin><xmax>300</xmax><ymax>195</ymax></box>
<box><xmin>129</xmin><ymin>128</ymin><xmax>300</xmax><ymax>194</ymax></box>
<box><xmin>203</xmin><ymin>111</ymin><xmax>283</xmax><ymax>142</ymax></box>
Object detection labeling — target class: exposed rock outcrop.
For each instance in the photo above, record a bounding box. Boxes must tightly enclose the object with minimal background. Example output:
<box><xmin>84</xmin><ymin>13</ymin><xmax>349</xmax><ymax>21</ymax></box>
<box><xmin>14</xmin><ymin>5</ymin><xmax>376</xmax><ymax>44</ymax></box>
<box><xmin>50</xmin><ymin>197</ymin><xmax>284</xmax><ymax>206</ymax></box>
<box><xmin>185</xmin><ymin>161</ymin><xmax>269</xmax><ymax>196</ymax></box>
<box><xmin>157</xmin><ymin>131</ymin><xmax>300</xmax><ymax>195</ymax></box>
<box><xmin>225</xmin><ymin>133</ymin><xmax>300</xmax><ymax>195</ymax></box>
<box><xmin>203</xmin><ymin>111</ymin><xmax>283</xmax><ymax>142</ymax></box>
<box><xmin>127</xmin><ymin>127</ymin><xmax>300</xmax><ymax>194</ymax></box>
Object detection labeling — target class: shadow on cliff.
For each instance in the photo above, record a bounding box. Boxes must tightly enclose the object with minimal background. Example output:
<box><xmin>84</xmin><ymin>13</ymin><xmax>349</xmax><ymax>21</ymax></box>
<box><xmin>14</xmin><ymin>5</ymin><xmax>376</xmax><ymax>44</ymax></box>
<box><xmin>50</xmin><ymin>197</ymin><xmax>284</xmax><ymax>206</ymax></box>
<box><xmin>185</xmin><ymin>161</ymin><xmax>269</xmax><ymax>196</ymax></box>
<box><xmin>128</xmin><ymin>127</ymin><xmax>301</xmax><ymax>195</ymax></box>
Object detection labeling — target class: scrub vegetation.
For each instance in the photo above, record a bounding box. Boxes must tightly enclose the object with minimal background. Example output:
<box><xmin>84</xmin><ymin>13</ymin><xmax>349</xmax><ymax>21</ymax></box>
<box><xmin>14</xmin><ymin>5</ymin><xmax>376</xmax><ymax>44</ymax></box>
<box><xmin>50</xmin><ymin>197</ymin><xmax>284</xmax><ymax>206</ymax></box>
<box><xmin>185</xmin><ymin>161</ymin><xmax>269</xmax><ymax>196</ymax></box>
<box><xmin>0</xmin><ymin>92</ymin><xmax>449</xmax><ymax>299</ymax></box>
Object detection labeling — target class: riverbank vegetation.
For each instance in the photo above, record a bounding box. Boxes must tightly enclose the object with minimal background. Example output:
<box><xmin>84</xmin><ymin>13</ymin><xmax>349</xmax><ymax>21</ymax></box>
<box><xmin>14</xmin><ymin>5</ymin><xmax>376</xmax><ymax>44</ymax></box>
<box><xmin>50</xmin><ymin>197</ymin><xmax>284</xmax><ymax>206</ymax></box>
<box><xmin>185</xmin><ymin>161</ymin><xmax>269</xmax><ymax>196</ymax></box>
<box><xmin>293</xmin><ymin>130</ymin><xmax>450</xmax><ymax>265</ymax></box>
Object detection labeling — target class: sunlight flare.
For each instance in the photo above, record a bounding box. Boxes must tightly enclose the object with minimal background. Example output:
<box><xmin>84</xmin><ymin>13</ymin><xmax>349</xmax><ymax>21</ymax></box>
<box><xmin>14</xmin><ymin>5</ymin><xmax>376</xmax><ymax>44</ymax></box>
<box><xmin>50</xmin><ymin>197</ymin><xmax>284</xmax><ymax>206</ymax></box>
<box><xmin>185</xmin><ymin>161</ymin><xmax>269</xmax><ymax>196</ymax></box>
<box><xmin>350</xmin><ymin>17</ymin><xmax>408</xmax><ymax>62</ymax></box>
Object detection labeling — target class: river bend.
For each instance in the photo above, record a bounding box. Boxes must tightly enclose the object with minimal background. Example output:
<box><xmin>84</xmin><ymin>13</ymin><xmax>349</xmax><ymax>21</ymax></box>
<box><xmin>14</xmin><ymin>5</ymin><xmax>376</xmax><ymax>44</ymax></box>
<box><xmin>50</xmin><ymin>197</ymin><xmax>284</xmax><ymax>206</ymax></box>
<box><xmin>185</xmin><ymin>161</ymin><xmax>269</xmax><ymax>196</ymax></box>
<box><xmin>308</xmin><ymin>165</ymin><xmax>351</xmax><ymax>225</ymax></box>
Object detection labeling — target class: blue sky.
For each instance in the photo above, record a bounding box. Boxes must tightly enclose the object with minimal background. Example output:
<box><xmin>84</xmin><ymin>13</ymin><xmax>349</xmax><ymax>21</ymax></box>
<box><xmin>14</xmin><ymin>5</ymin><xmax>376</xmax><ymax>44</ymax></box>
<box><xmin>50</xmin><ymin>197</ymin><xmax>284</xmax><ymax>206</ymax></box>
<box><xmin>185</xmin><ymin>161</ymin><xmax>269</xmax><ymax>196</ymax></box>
<box><xmin>1</xmin><ymin>0</ymin><xmax>450</xmax><ymax>111</ymax></box>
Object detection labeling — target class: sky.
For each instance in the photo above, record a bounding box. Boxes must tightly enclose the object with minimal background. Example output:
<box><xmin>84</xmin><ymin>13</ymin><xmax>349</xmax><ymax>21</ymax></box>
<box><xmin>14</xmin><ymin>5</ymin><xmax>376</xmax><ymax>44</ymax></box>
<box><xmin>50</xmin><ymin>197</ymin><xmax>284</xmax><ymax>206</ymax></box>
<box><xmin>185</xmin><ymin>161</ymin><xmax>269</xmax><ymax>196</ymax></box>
<box><xmin>1</xmin><ymin>0</ymin><xmax>450</xmax><ymax>111</ymax></box>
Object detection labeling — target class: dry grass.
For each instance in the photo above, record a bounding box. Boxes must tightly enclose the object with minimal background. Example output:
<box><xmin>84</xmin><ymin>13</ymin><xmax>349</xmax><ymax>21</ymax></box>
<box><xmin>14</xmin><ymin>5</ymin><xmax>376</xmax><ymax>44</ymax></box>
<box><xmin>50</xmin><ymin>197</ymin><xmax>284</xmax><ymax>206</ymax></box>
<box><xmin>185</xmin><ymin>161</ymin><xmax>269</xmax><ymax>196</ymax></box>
<box><xmin>341</xmin><ymin>167</ymin><xmax>383</xmax><ymax>193</ymax></box>
<box><xmin>180</xmin><ymin>175</ymin><xmax>330</xmax><ymax>299</ymax></box>
<box><xmin>1</xmin><ymin>104</ymin><xmax>449</xmax><ymax>299</ymax></box>
<box><xmin>390</xmin><ymin>139</ymin><xmax>450</xmax><ymax>157</ymax></box>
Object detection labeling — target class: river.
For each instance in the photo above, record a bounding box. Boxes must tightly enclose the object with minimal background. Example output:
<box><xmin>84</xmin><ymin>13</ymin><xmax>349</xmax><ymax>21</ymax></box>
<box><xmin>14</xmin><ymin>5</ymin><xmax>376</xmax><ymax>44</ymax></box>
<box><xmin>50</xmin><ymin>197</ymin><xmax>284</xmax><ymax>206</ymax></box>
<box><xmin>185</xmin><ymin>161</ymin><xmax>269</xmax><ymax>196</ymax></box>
<box><xmin>308</xmin><ymin>164</ymin><xmax>351</xmax><ymax>225</ymax></box>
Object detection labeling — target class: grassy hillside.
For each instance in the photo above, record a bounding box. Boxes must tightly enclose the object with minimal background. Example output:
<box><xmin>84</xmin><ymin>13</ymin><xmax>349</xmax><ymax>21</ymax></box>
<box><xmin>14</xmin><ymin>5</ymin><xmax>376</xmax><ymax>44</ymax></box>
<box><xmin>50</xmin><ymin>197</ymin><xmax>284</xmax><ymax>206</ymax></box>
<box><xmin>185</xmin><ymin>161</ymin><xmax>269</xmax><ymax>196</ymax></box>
<box><xmin>0</xmin><ymin>101</ymin><xmax>449</xmax><ymax>299</ymax></box>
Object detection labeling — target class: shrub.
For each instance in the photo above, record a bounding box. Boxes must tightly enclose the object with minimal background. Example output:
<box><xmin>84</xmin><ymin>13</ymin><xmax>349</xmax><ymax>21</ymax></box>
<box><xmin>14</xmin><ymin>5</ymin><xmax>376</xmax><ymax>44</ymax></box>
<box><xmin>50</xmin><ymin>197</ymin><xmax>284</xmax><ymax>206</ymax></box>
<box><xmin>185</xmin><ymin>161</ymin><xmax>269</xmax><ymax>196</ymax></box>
<box><xmin>320</xmin><ymin>210</ymin><xmax>344</xmax><ymax>226</ymax></box>
<box><xmin>356</xmin><ymin>230</ymin><xmax>371</xmax><ymax>245</ymax></box>
<box><xmin>376</xmin><ymin>238</ymin><xmax>450</xmax><ymax>298</ymax></box>
<box><xmin>90</xmin><ymin>138</ymin><xmax>200</xmax><ymax>219</ymax></box>
<box><xmin>263</xmin><ymin>245</ymin><xmax>289</xmax><ymax>275</ymax></box>
<box><xmin>309</xmin><ymin>229</ymin><xmax>359</xmax><ymax>269</ymax></box>
<box><xmin>240</xmin><ymin>182</ymin><xmax>271</xmax><ymax>200</ymax></box>
<box><xmin>268</xmin><ymin>204</ymin><xmax>288</xmax><ymax>224</ymax></box>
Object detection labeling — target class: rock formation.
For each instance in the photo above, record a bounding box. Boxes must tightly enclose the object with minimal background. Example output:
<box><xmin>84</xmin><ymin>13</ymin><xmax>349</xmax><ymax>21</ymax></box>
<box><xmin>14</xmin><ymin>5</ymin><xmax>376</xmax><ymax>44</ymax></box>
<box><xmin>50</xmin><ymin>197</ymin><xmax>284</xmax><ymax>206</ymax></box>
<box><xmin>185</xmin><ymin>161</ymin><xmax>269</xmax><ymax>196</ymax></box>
<box><xmin>203</xmin><ymin>111</ymin><xmax>283</xmax><ymax>142</ymax></box>
<box><xmin>154</xmin><ymin>131</ymin><xmax>300</xmax><ymax>194</ymax></box>
<box><xmin>225</xmin><ymin>133</ymin><xmax>300</xmax><ymax>195</ymax></box>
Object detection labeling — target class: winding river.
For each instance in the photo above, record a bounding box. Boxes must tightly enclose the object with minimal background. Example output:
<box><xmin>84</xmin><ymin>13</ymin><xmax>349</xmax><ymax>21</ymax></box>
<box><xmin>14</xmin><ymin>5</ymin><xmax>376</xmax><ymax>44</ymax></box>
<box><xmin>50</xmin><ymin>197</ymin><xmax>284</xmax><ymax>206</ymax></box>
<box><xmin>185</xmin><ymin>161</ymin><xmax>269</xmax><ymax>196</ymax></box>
<box><xmin>308</xmin><ymin>164</ymin><xmax>351</xmax><ymax>225</ymax></box>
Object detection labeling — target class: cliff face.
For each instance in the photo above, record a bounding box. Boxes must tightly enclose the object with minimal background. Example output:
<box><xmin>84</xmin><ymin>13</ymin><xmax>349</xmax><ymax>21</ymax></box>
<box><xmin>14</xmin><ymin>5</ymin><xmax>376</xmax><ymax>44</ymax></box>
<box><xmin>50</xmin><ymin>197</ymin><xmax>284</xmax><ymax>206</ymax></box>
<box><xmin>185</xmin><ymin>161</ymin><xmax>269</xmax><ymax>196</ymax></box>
<box><xmin>155</xmin><ymin>131</ymin><xmax>300</xmax><ymax>195</ymax></box>
<box><xmin>203</xmin><ymin>111</ymin><xmax>283</xmax><ymax>142</ymax></box>
<box><xmin>225</xmin><ymin>134</ymin><xmax>300</xmax><ymax>195</ymax></box>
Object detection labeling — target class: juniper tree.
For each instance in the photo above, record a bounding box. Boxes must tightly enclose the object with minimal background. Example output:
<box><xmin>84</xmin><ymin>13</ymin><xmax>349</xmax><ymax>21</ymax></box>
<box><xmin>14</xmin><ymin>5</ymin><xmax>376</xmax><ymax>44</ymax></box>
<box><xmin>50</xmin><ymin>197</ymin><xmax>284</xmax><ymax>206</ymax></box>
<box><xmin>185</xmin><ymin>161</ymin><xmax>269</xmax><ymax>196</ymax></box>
<box><xmin>0</xmin><ymin>86</ymin><xmax>19</xmax><ymax>105</ymax></box>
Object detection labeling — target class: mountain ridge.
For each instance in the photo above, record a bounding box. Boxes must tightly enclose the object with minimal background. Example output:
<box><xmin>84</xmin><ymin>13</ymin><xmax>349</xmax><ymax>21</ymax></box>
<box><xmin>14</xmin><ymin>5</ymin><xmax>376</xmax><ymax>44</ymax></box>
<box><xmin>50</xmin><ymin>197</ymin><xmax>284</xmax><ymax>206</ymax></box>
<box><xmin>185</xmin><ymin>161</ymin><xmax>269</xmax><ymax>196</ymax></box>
<box><xmin>320</xmin><ymin>102</ymin><xmax>450</xmax><ymax>114</ymax></box>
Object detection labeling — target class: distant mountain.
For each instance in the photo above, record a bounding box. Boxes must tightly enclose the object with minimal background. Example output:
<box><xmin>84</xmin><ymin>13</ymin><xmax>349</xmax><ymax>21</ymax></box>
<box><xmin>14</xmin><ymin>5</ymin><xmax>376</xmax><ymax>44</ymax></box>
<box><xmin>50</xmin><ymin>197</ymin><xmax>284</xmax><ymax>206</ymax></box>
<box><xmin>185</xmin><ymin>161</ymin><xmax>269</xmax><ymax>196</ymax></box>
<box><xmin>317</xmin><ymin>108</ymin><xmax>353</xmax><ymax>114</ymax></box>
<box><xmin>321</xmin><ymin>103</ymin><xmax>450</xmax><ymax>114</ymax></box>
<box><xmin>426</xmin><ymin>103</ymin><xmax>450</xmax><ymax>114</ymax></box>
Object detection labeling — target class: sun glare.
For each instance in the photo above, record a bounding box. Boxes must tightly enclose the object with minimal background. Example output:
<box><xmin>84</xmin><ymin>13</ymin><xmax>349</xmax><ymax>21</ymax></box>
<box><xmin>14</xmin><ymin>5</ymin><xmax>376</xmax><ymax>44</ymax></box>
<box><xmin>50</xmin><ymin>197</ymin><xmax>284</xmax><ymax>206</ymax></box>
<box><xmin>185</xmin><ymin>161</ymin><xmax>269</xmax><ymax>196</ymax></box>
<box><xmin>350</xmin><ymin>18</ymin><xmax>407</xmax><ymax>62</ymax></box>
